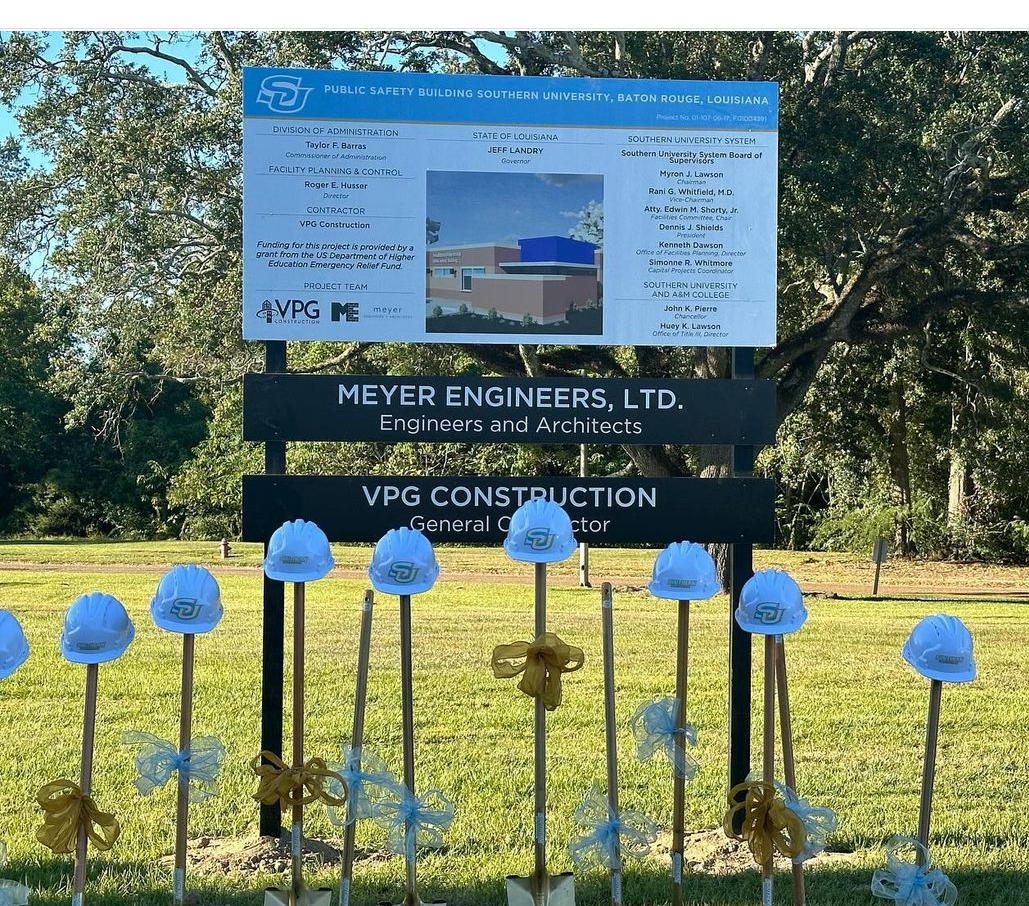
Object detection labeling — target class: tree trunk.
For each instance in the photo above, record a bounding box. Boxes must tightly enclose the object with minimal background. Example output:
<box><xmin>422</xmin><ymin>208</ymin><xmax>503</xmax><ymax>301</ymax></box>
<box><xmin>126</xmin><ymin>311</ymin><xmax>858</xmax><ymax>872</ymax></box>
<box><xmin>887</xmin><ymin>379</ymin><xmax>915</xmax><ymax>556</ymax></box>
<box><xmin>947</xmin><ymin>401</ymin><xmax>974</xmax><ymax>550</ymax></box>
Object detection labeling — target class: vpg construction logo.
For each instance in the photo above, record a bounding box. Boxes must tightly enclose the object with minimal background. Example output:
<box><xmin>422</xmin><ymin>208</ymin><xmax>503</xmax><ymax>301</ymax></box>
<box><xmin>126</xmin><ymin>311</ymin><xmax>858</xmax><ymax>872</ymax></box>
<box><xmin>169</xmin><ymin>597</ymin><xmax>202</xmax><ymax>621</ymax></box>
<box><xmin>387</xmin><ymin>561</ymin><xmax>420</xmax><ymax>585</ymax></box>
<box><xmin>256</xmin><ymin>74</ymin><xmax>313</xmax><ymax>114</ymax></box>
<box><xmin>525</xmin><ymin>528</ymin><xmax>556</xmax><ymax>552</ymax></box>
<box><xmin>256</xmin><ymin>299</ymin><xmax>321</xmax><ymax>325</ymax></box>
<box><xmin>753</xmin><ymin>602</ymin><xmax>785</xmax><ymax>625</ymax></box>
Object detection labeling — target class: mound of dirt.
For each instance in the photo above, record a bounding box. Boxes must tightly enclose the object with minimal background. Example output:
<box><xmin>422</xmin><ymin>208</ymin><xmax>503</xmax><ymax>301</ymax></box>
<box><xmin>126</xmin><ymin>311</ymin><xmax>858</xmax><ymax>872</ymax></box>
<box><xmin>167</xmin><ymin>834</ymin><xmax>392</xmax><ymax>877</ymax></box>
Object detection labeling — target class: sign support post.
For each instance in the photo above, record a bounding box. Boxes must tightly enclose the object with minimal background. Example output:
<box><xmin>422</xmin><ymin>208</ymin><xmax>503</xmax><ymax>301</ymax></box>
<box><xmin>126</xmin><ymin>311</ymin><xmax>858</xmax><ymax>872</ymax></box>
<box><xmin>260</xmin><ymin>339</ymin><xmax>287</xmax><ymax>839</ymax></box>
<box><xmin>728</xmin><ymin>346</ymin><xmax>755</xmax><ymax>809</ymax></box>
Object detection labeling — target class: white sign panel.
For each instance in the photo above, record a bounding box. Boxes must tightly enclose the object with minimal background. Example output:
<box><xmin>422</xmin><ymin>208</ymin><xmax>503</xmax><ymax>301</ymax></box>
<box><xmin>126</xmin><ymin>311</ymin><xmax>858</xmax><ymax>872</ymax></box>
<box><xmin>243</xmin><ymin>68</ymin><xmax>778</xmax><ymax>347</ymax></box>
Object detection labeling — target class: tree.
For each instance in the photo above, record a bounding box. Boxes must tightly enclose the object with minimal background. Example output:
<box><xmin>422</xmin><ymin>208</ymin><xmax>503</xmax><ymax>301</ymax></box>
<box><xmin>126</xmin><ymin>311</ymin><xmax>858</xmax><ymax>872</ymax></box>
<box><xmin>1</xmin><ymin>31</ymin><xmax>1028</xmax><ymax>556</ymax></box>
<box><xmin>568</xmin><ymin>200</ymin><xmax>603</xmax><ymax>246</ymax></box>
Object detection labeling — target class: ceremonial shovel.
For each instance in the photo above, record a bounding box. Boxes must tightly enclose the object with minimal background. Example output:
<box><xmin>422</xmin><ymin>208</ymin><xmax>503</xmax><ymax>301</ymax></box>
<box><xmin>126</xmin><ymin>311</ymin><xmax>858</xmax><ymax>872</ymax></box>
<box><xmin>600</xmin><ymin>583</ymin><xmax>623</xmax><ymax>906</ymax></box>
<box><xmin>760</xmin><ymin>634</ymin><xmax>776</xmax><ymax>906</ymax></box>
<box><xmin>506</xmin><ymin>563</ymin><xmax>576</xmax><ymax>906</ymax></box>
<box><xmin>173</xmin><ymin>633</ymin><xmax>195</xmax><ymax>906</ymax></box>
<box><xmin>73</xmin><ymin>664</ymin><xmax>100</xmax><ymax>906</ymax></box>
<box><xmin>669</xmin><ymin>596</ymin><xmax>691</xmax><ymax>906</ymax></box>
<box><xmin>265</xmin><ymin>581</ymin><xmax>332</xmax><ymax>906</ymax></box>
<box><xmin>394</xmin><ymin>592</ymin><xmax>445</xmax><ymax>906</ymax></box>
<box><xmin>775</xmin><ymin>637</ymin><xmax>806</xmax><ymax>906</ymax></box>
<box><xmin>339</xmin><ymin>590</ymin><xmax>374</xmax><ymax>906</ymax></box>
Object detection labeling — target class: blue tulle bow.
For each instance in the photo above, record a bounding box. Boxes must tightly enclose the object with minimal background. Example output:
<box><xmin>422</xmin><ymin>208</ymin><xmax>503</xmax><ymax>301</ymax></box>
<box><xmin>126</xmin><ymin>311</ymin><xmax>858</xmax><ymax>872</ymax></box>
<box><xmin>871</xmin><ymin>836</ymin><xmax>958</xmax><ymax>906</ymax></box>
<box><xmin>325</xmin><ymin>744</ymin><xmax>397</xmax><ymax>827</ymax></box>
<box><xmin>122</xmin><ymin>730</ymin><xmax>225</xmax><ymax>802</ymax></box>
<box><xmin>628</xmin><ymin>696</ymin><xmax>699</xmax><ymax>780</ymax></box>
<box><xmin>372</xmin><ymin>784</ymin><xmax>455</xmax><ymax>862</ymax></box>
<box><xmin>0</xmin><ymin>842</ymin><xmax>30</xmax><ymax>906</ymax></box>
<box><xmin>568</xmin><ymin>783</ymin><xmax>658</xmax><ymax>870</ymax></box>
<box><xmin>777</xmin><ymin>782</ymin><xmax>838</xmax><ymax>864</ymax></box>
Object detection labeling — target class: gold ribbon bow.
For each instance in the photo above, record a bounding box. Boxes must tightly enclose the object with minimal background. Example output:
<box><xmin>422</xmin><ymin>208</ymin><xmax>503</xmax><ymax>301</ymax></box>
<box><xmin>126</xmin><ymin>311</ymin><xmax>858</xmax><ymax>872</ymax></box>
<box><xmin>723</xmin><ymin>781</ymin><xmax>807</xmax><ymax>871</ymax></box>
<box><xmin>35</xmin><ymin>779</ymin><xmax>121</xmax><ymax>854</ymax></box>
<box><xmin>492</xmin><ymin>631</ymin><xmax>585</xmax><ymax>711</ymax></box>
<box><xmin>251</xmin><ymin>751</ymin><xmax>348</xmax><ymax>811</ymax></box>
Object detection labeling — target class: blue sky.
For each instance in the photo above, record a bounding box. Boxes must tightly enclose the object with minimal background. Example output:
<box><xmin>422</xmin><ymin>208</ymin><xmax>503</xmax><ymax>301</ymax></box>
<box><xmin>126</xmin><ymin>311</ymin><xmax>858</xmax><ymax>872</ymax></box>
<box><xmin>427</xmin><ymin>170</ymin><xmax>602</xmax><ymax>246</ymax></box>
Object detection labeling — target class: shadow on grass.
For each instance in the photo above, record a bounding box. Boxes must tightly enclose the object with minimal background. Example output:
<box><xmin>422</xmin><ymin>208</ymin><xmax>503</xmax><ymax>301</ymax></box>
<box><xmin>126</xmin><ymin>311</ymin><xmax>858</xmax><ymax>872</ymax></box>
<box><xmin>8</xmin><ymin>857</ymin><xmax>1029</xmax><ymax>906</ymax></box>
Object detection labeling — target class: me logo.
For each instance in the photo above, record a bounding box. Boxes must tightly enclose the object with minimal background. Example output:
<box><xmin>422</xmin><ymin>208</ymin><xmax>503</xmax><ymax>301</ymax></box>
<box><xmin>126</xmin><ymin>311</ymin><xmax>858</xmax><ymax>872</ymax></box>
<box><xmin>331</xmin><ymin>301</ymin><xmax>360</xmax><ymax>323</ymax></box>
<box><xmin>387</xmin><ymin>561</ymin><xmax>420</xmax><ymax>584</ymax></box>
<box><xmin>256</xmin><ymin>74</ymin><xmax>313</xmax><ymax>114</ymax></box>
<box><xmin>525</xmin><ymin>528</ymin><xmax>556</xmax><ymax>551</ymax></box>
<box><xmin>753</xmin><ymin>602</ymin><xmax>785</xmax><ymax>625</ymax></box>
<box><xmin>170</xmin><ymin>597</ymin><xmax>202</xmax><ymax>621</ymax></box>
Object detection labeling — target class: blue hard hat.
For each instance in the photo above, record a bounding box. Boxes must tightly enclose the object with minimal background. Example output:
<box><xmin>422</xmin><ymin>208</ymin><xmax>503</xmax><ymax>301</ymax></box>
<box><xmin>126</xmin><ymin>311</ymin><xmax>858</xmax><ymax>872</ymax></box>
<box><xmin>151</xmin><ymin>564</ymin><xmax>223</xmax><ymax>635</ymax></box>
<box><xmin>503</xmin><ymin>499</ymin><xmax>577</xmax><ymax>564</ymax></box>
<box><xmin>264</xmin><ymin>519</ymin><xmax>335</xmax><ymax>583</ymax></box>
<box><xmin>649</xmin><ymin>541</ymin><xmax>721</xmax><ymax>600</ymax></box>
<box><xmin>368</xmin><ymin>527</ymin><xmax>440</xmax><ymax>595</ymax></box>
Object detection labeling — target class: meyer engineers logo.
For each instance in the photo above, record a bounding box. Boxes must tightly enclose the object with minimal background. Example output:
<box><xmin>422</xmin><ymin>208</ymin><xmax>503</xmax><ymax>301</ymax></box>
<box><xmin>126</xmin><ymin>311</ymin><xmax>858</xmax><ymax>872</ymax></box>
<box><xmin>387</xmin><ymin>561</ymin><xmax>420</xmax><ymax>584</ymax></box>
<box><xmin>525</xmin><ymin>528</ymin><xmax>556</xmax><ymax>551</ymax></box>
<box><xmin>170</xmin><ymin>597</ymin><xmax>202</xmax><ymax>621</ymax></box>
<box><xmin>256</xmin><ymin>74</ymin><xmax>312</xmax><ymax>114</ymax></box>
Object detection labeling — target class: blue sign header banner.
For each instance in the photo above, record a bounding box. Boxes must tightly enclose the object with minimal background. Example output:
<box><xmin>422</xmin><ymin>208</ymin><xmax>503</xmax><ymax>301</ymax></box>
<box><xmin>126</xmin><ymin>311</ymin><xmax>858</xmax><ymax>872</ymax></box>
<box><xmin>243</xmin><ymin>67</ymin><xmax>779</xmax><ymax>131</ymax></box>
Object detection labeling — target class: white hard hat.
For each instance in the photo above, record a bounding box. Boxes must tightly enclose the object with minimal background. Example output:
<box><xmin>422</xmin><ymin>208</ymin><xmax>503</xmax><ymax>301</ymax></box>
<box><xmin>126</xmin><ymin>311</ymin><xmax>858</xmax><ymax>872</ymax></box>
<box><xmin>150</xmin><ymin>565</ymin><xmax>223</xmax><ymax>634</ymax></box>
<box><xmin>649</xmin><ymin>541</ymin><xmax>721</xmax><ymax>600</ymax></box>
<box><xmin>61</xmin><ymin>592</ymin><xmax>135</xmax><ymax>665</ymax></box>
<box><xmin>0</xmin><ymin>610</ymin><xmax>30</xmax><ymax>680</ymax></box>
<box><xmin>503</xmin><ymin>499</ymin><xmax>577</xmax><ymax>564</ymax></box>
<box><xmin>902</xmin><ymin>613</ymin><xmax>976</xmax><ymax>683</ymax></box>
<box><xmin>368</xmin><ymin>527</ymin><xmax>440</xmax><ymax>595</ymax></box>
<box><xmin>263</xmin><ymin>519</ymin><xmax>334</xmax><ymax>583</ymax></box>
<box><xmin>734</xmin><ymin>569</ymin><xmax>807</xmax><ymax>635</ymax></box>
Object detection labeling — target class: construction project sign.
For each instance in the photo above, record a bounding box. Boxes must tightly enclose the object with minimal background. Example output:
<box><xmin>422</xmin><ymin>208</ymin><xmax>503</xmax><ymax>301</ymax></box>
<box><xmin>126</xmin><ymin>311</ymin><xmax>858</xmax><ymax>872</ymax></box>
<box><xmin>242</xmin><ymin>67</ymin><xmax>778</xmax><ymax>347</ymax></box>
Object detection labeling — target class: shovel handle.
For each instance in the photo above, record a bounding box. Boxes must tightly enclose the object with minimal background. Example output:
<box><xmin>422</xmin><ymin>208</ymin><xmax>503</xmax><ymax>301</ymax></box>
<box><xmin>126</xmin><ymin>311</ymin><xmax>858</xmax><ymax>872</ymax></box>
<box><xmin>73</xmin><ymin>664</ymin><xmax>99</xmax><ymax>906</ymax></box>
<box><xmin>601</xmin><ymin>584</ymin><xmax>622</xmax><ymax>905</ymax></box>
<box><xmin>916</xmin><ymin>679</ymin><xmax>942</xmax><ymax>861</ymax></box>
<box><xmin>341</xmin><ymin>591</ymin><xmax>375</xmax><ymax>906</ymax></box>
<box><xmin>399</xmin><ymin>594</ymin><xmax>419</xmax><ymax>902</ymax></box>
<box><xmin>533</xmin><ymin>563</ymin><xmax>547</xmax><ymax>892</ymax></box>
<box><xmin>776</xmin><ymin>638</ymin><xmax>806</xmax><ymax>906</ymax></box>
<box><xmin>174</xmin><ymin>633</ymin><xmax>196</xmax><ymax>906</ymax></box>
<box><xmin>670</xmin><ymin>599</ymin><xmax>690</xmax><ymax>906</ymax></box>
<box><xmin>293</xmin><ymin>582</ymin><xmax>306</xmax><ymax>897</ymax></box>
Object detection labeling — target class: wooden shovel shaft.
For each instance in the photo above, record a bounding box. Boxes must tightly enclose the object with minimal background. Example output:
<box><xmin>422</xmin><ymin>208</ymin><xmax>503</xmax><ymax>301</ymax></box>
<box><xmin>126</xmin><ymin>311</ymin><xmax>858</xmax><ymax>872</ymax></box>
<box><xmin>533</xmin><ymin>562</ymin><xmax>548</xmax><ymax>894</ymax></box>
<box><xmin>775</xmin><ymin>638</ymin><xmax>806</xmax><ymax>906</ymax></box>
<box><xmin>73</xmin><ymin>664</ymin><xmax>99</xmax><ymax>905</ymax></box>
<box><xmin>762</xmin><ymin>634</ymin><xmax>775</xmax><ymax>883</ymax></box>
<box><xmin>293</xmin><ymin>582</ymin><xmax>306</xmax><ymax>898</ymax></box>
<box><xmin>340</xmin><ymin>590</ymin><xmax>375</xmax><ymax>906</ymax></box>
<box><xmin>600</xmin><ymin>584</ymin><xmax>622</xmax><ymax>905</ymax></box>
<box><xmin>174</xmin><ymin>633</ymin><xmax>196</xmax><ymax>906</ymax></box>
<box><xmin>670</xmin><ymin>599</ymin><xmax>690</xmax><ymax>906</ymax></box>
<box><xmin>399</xmin><ymin>593</ymin><xmax>419</xmax><ymax>903</ymax></box>
<box><xmin>917</xmin><ymin>680</ymin><xmax>943</xmax><ymax>863</ymax></box>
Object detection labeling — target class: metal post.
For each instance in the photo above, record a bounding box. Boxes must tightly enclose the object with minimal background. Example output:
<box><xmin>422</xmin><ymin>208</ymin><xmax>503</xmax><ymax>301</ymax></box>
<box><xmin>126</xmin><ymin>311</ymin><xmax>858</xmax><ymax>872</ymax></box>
<box><xmin>729</xmin><ymin>347</ymin><xmax>755</xmax><ymax>802</ymax></box>
<box><xmin>260</xmin><ymin>340</ymin><xmax>287</xmax><ymax>838</ymax></box>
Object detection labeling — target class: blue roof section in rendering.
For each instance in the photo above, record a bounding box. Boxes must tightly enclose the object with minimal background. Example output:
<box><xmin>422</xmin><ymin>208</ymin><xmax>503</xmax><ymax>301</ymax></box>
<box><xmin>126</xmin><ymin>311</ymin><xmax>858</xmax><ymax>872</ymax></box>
<box><xmin>518</xmin><ymin>236</ymin><xmax>597</xmax><ymax>265</ymax></box>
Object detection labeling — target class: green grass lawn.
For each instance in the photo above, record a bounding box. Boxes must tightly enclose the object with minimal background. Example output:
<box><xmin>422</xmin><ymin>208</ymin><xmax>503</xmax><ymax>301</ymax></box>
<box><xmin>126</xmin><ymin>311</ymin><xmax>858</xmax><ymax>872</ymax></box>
<box><xmin>1</xmin><ymin>546</ymin><xmax>1028</xmax><ymax>904</ymax></box>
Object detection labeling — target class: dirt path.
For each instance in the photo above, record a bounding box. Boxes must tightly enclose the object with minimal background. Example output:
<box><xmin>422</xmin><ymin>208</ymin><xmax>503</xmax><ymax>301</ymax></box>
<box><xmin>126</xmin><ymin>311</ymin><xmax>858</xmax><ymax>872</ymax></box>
<box><xmin>2</xmin><ymin>559</ymin><xmax>1026</xmax><ymax>599</ymax></box>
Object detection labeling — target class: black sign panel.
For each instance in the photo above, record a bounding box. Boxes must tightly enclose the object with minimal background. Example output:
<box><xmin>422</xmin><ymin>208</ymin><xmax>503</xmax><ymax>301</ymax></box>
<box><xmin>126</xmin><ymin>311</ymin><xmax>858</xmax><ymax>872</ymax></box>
<box><xmin>243</xmin><ymin>374</ymin><xmax>776</xmax><ymax>446</ymax></box>
<box><xmin>242</xmin><ymin>475</ymin><xmax>775</xmax><ymax>545</ymax></box>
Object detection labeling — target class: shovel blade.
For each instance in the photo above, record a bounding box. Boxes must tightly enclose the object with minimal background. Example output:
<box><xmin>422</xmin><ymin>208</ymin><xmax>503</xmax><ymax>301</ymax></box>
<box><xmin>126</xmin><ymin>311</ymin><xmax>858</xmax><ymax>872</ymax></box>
<box><xmin>505</xmin><ymin>872</ymin><xmax>575</xmax><ymax>906</ymax></box>
<box><xmin>263</xmin><ymin>887</ymin><xmax>333</xmax><ymax>906</ymax></box>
